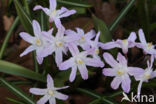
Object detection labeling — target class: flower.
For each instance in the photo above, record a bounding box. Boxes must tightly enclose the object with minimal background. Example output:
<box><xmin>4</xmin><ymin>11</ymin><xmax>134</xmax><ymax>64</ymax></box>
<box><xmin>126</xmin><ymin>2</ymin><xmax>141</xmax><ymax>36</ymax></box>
<box><xmin>103</xmin><ymin>52</ymin><xmax>141</xmax><ymax>93</ymax></box>
<box><xmin>136</xmin><ymin>29</ymin><xmax>156</xmax><ymax>55</ymax></box>
<box><xmin>128</xmin><ymin>56</ymin><xmax>156</xmax><ymax>97</ymax></box>
<box><xmin>41</xmin><ymin>26</ymin><xmax>76</xmax><ymax>66</ymax></box>
<box><xmin>19</xmin><ymin>20</ymin><xmax>49</xmax><ymax>64</ymax></box>
<box><xmin>29</xmin><ymin>74</ymin><xmax>69</xmax><ymax>104</ymax></box>
<box><xmin>65</xmin><ymin>28</ymin><xmax>96</xmax><ymax>50</ymax></box>
<box><xmin>100</xmin><ymin>32</ymin><xmax>137</xmax><ymax>54</ymax></box>
<box><xmin>33</xmin><ymin>0</ymin><xmax>76</xmax><ymax>28</ymax></box>
<box><xmin>59</xmin><ymin>44</ymin><xmax>104</xmax><ymax>82</ymax></box>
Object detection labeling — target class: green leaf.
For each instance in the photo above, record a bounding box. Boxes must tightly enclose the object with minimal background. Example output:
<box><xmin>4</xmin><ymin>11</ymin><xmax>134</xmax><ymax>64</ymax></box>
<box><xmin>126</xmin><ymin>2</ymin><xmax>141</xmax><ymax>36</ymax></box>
<box><xmin>92</xmin><ymin>15</ymin><xmax>112</xmax><ymax>43</ymax></box>
<box><xmin>136</xmin><ymin>0</ymin><xmax>150</xmax><ymax>40</ymax></box>
<box><xmin>7</xmin><ymin>97</ymin><xmax>25</xmax><ymax>104</ymax></box>
<box><xmin>54</xmin><ymin>70</ymin><xmax>71</xmax><ymax>87</ymax></box>
<box><xmin>0</xmin><ymin>60</ymin><xmax>46</xmax><ymax>82</ymax></box>
<box><xmin>77</xmin><ymin>88</ymin><xmax>101</xmax><ymax>99</ymax></box>
<box><xmin>57</xmin><ymin>0</ymin><xmax>92</xmax><ymax>8</ymax></box>
<box><xmin>109</xmin><ymin>0</ymin><xmax>136</xmax><ymax>32</ymax></box>
<box><xmin>0</xmin><ymin>78</ymin><xmax>35</xmax><ymax>104</ymax></box>
<box><xmin>150</xmin><ymin>23</ymin><xmax>156</xmax><ymax>31</ymax></box>
<box><xmin>0</xmin><ymin>17</ymin><xmax>19</xmax><ymax>59</ymax></box>
<box><xmin>14</xmin><ymin>0</ymin><xmax>33</xmax><ymax>34</ymax></box>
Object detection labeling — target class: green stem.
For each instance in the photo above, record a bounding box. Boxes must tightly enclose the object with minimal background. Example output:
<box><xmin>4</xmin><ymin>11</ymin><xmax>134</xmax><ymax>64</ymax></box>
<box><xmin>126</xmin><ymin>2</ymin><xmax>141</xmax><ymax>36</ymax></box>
<box><xmin>23</xmin><ymin>0</ymin><xmax>30</xmax><ymax>15</ymax></box>
<box><xmin>109</xmin><ymin>0</ymin><xmax>136</xmax><ymax>32</ymax></box>
<box><xmin>0</xmin><ymin>17</ymin><xmax>19</xmax><ymax>59</ymax></box>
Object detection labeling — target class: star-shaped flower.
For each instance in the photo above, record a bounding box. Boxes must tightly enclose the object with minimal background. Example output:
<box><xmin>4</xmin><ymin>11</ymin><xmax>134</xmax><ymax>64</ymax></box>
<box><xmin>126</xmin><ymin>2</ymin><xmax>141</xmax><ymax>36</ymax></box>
<box><xmin>59</xmin><ymin>44</ymin><xmax>104</xmax><ymax>82</ymax></box>
<box><xmin>29</xmin><ymin>74</ymin><xmax>69</xmax><ymax>104</ymax></box>
<box><xmin>41</xmin><ymin>26</ymin><xmax>76</xmax><ymax>66</ymax></box>
<box><xmin>100</xmin><ymin>32</ymin><xmax>137</xmax><ymax>54</ymax></box>
<box><xmin>136</xmin><ymin>29</ymin><xmax>156</xmax><ymax>55</ymax></box>
<box><xmin>20</xmin><ymin>20</ymin><xmax>49</xmax><ymax>64</ymax></box>
<box><xmin>65</xmin><ymin>28</ymin><xmax>96</xmax><ymax>50</ymax></box>
<box><xmin>33</xmin><ymin>0</ymin><xmax>76</xmax><ymax>28</ymax></box>
<box><xmin>103</xmin><ymin>52</ymin><xmax>142</xmax><ymax>93</ymax></box>
<box><xmin>128</xmin><ymin>56</ymin><xmax>156</xmax><ymax>97</ymax></box>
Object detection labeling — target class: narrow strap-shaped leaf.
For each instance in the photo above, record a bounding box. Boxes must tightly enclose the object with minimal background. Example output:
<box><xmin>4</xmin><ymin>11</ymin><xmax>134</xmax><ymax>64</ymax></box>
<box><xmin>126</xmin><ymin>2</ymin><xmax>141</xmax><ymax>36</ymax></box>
<box><xmin>109</xmin><ymin>0</ymin><xmax>136</xmax><ymax>32</ymax></box>
<box><xmin>14</xmin><ymin>0</ymin><xmax>33</xmax><ymax>34</ymax></box>
<box><xmin>7</xmin><ymin>97</ymin><xmax>25</xmax><ymax>104</ymax></box>
<box><xmin>57</xmin><ymin>0</ymin><xmax>92</xmax><ymax>8</ymax></box>
<box><xmin>0</xmin><ymin>60</ymin><xmax>46</xmax><ymax>82</ymax></box>
<box><xmin>0</xmin><ymin>17</ymin><xmax>19</xmax><ymax>59</ymax></box>
<box><xmin>92</xmin><ymin>15</ymin><xmax>112</xmax><ymax>43</ymax></box>
<box><xmin>0</xmin><ymin>78</ymin><xmax>35</xmax><ymax>104</ymax></box>
<box><xmin>77</xmin><ymin>88</ymin><xmax>101</xmax><ymax>99</ymax></box>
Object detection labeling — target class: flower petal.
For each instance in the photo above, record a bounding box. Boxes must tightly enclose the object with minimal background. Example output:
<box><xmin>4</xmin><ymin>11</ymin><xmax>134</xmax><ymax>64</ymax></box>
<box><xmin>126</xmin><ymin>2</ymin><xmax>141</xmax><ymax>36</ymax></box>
<box><xmin>103</xmin><ymin>52</ymin><xmax>118</xmax><ymax>67</ymax></box>
<box><xmin>78</xmin><ymin>64</ymin><xmax>88</xmax><ymax>80</ymax></box>
<box><xmin>20</xmin><ymin>45</ymin><xmax>35</xmax><ymax>57</ymax></box>
<box><xmin>137</xmin><ymin>81</ymin><xmax>143</xmax><ymax>98</ymax></box>
<box><xmin>36</xmin><ymin>55</ymin><xmax>43</xmax><ymax>64</ymax></box>
<box><xmin>54</xmin><ymin>18</ymin><xmax>62</xmax><ymax>28</ymax></box>
<box><xmin>68</xmin><ymin>43</ymin><xmax>79</xmax><ymax>56</ymax></box>
<box><xmin>76</xmin><ymin>28</ymin><xmax>84</xmax><ymax>36</ymax></box>
<box><xmin>151</xmin><ymin>70</ymin><xmax>156</xmax><ymax>79</ymax></box>
<box><xmin>49</xmin><ymin>0</ymin><xmax>56</xmax><ymax>10</ymax></box>
<box><xmin>37</xmin><ymin>95</ymin><xmax>50</xmax><ymax>104</ymax></box>
<box><xmin>54</xmin><ymin>91</ymin><xmax>68</xmax><ymax>100</ymax></box>
<box><xmin>55</xmin><ymin>86</ymin><xmax>69</xmax><ymax>90</ymax></box>
<box><xmin>55</xmin><ymin>48</ymin><xmax>63</xmax><ymax>66</ymax></box>
<box><xmin>99</xmin><ymin>41</ymin><xmax>120</xmax><ymax>50</ymax></box>
<box><xmin>32</xmin><ymin>20</ymin><xmax>41</xmax><ymax>37</ymax></box>
<box><xmin>117</xmin><ymin>52</ymin><xmax>127</xmax><ymax>65</ymax></box>
<box><xmin>69</xmin><ymin>66</ymin><xmax>77</xmax><ymax>82</ymax></box>
<box><xmin>49</xmin><ymin>97</ymin><xmax>56</xmax><ymax>104</ymax></box>
<box><xmin>85</xmin><ymin>29</ymin><xmax>96</xmax><ymax>40</ymax></box>
<box><xmin>47</xmin><ymin>74</ymin><xmax>54</xmax><ymax>89</ymax></box>
<box><xmin>84</xmin><ymin>58</ymin><xmax>104</xmax><ymax>68</ymax></box>
<box><xmin>128</xmin><ymin>32</ymin><xmax>137</xmax><ymax>41</ymax></box>
<box><xmin>138</xmin><ymin>29</ymin><xmax>147</xmax><ymax>44</ymax></box>
<box><xmin>59</xmin><ymin>58</ymin><xmax>74</xmax><ymax>70</ymax></box>
<box><xmin>58</xmin><ymin>7</ymin><xmax>76</xmax><ymax>18</ymax></box>
<box><xmin>33</xmin><ymin>5</ymin><xmax>50</xmax><ymax>15</ymax></box>
<box><xmin>111</xmin><ymin>77</ymin><xmax>121</xmax><ymax>90</ymax></box>
<box><xmin>19</xmin><ymin>32</ymin><xmax>35</xmax><ymax>44</ymax></box>
<box><xmin>128</xmin><ymin>67</ymin><xmax>144</xmax><ymax>80</ymax></box>
<box><xmin>103</xmin><ymin>68</ymin><xmax>116</xmax><ymax>77</ymax></box>
<box><xmin>121</xmin><ymin>74</ymin><xmax>131</xmax><ymax>93</ymax></box>
<box><xmin>29</xmin><ymin>88</ymin><xmax>47</xmax><ymax>95</ymax></box>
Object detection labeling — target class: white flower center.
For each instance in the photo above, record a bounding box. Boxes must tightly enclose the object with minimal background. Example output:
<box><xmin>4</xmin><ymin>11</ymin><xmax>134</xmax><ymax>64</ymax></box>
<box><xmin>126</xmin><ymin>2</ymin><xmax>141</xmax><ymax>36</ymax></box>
<box><xmin>116</xmin><ymin>67</ymin><xmax>127</xmax><ymax>76</ymax></box>
<box><xmin>48</xmin><ymin>90</ymin><xmax>54</xmax><ymax>96</ymax></box>
<box><xmin>56</xmin><ymin>41</ymin><xmax>63</xmax><ymax>47</ymax></box>
<box><xmin>147</xmin><ymin>42</ymin><xmax>152</xmax><ymax>50</ymax></box>
<box><xmin>76</xmin><ymin>58</ymin><xmax>83</xmax><ymax>65</ymax></box>
<box><xmin>122</xmin><ymin>39</ymin><xmax>128</xmax><ymax>47</ymax></box>
<box><xmin>79</xmin><ymin>36</ymin><xmax>85</xmax><ymax>43</ymax></box>
<box><xmin>50</xmin><ymin>9</ymin><xmax>57</xmax><ymax>17</ymax></box>
<box><xmin>35</xmin><ymin>39</ymin><xmax>42</xmax><ymax>46</ymax></box>
<box><xmin>95</xmin><ymin>48</ymin><xmax>100</xmax><ymax>54</ymax></box>
<box><xmin>143</xmin><ymin>71</ymin><xmax>151</xmax><ymax>80</ymax></box>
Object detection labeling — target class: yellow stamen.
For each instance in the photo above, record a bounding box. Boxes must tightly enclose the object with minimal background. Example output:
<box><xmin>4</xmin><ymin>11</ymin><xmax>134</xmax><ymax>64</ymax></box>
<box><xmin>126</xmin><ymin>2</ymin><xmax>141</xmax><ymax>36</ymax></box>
<box><xmin>77</xmin><ymin>59</ymin><xmax>83</xmax><ymax>65</ymax></box>
<box><xmin>144</xmin><ymin>73</ymin><xmax>150</xmax><ymax>79</ymax></box>
<box><xmin>117</xmin><ymin>69</ymin><xmax>124</xmax><ymax>76</ymax></box>
<box><xmin>56</xmin><ymin>42</ymin><xmax>63</xmax><ymax>47</ymax></box>
<box><xmin>51</xmin><ymin>9</ymin><xmax>57</xmax><ymax>16</ymax></box>
<box><xmin>35</xmin><ymin>39</ymin><xmax>42</xmax><ymax>46</ymax></box>
<box><xmin>48</xmin><ymin>90</ymin><xmax>54</xmax><ymax>96</ymax></box>
<box><xmin>147</xmin><ymin>42</ymin><xmax>152</xmax><ymax>49</ymax></box>
<box><xmin>122</xmin><ymin>39</ymin><xmax>127</xmax><ymax>44</ymax></box>
<box><xmin>95</xmin><ymin>49</ymin><xmax>100</xmax><ymax>54</ymax></box>
<box><xmin>81</xmin><ymin>36</ymin><xmax>85</xmax><ymax>41</ymax></box>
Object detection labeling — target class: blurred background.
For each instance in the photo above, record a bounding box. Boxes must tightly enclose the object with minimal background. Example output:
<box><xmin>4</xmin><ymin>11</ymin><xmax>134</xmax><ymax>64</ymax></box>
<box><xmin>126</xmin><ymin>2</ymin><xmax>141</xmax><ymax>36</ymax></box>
<box><xmin>0</xmin><ymin>0</ymin><xmax>156</xmax><ymax>104</ymax></box>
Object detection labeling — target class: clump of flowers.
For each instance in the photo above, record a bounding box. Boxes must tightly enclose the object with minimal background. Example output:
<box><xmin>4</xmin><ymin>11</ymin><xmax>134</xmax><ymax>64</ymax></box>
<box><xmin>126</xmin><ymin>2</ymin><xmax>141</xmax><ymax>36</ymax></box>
<box><xmin>18</xmin><ymin>0</ymin><xmax>156</xmax><ymax>103</ymax></box>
